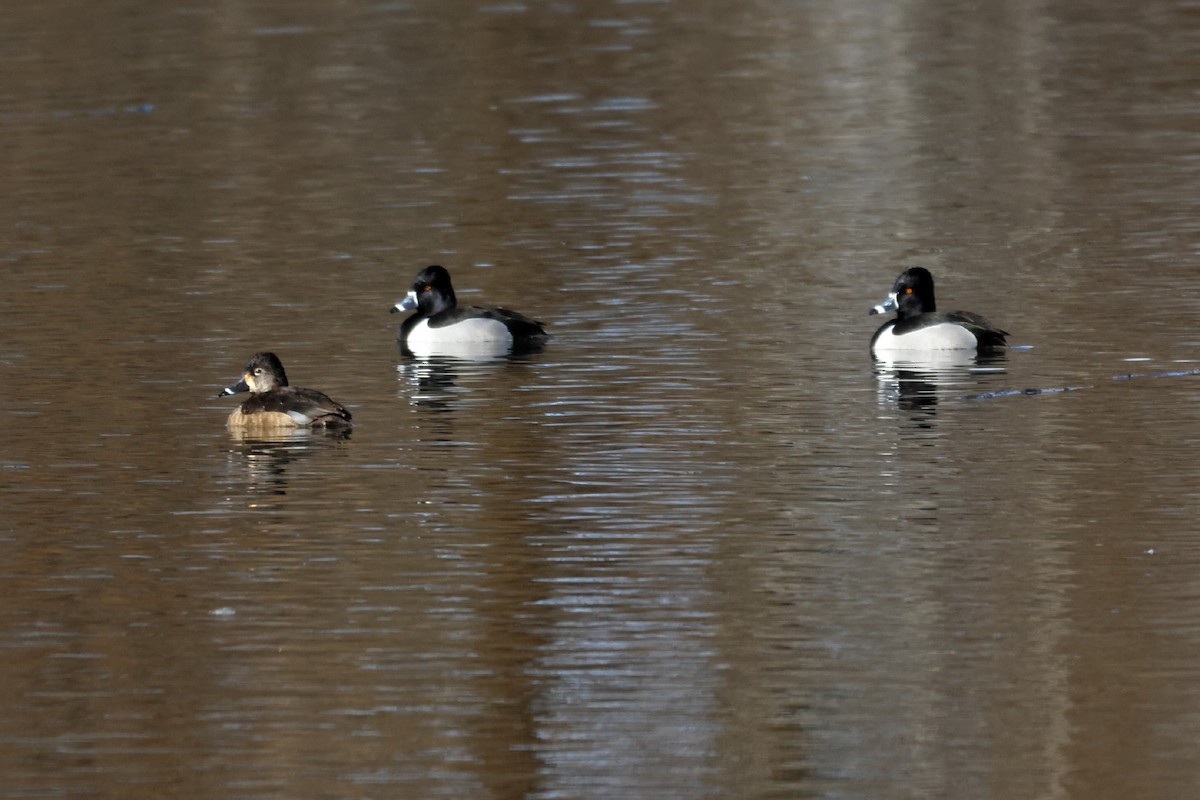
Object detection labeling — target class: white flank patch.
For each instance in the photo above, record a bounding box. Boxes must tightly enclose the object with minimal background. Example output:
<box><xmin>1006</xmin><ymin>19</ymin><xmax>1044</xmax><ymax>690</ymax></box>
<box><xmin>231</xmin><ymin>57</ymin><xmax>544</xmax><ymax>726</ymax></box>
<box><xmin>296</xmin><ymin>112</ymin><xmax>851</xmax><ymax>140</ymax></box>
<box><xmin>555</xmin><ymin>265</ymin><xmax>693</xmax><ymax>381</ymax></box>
<box><xmin>874</xmin><ymin>350</ymin><xmax>977</xmax><ymax>371</ymax></box>
<box><xmin>872</xmin><ymin>322</ymin><xmax>979</xmax><ymax>353</ymax></box>
<box><xmin>406</xmin><ymin>317</ymin><xmax>514</xmax><ymax>357</ymax></box>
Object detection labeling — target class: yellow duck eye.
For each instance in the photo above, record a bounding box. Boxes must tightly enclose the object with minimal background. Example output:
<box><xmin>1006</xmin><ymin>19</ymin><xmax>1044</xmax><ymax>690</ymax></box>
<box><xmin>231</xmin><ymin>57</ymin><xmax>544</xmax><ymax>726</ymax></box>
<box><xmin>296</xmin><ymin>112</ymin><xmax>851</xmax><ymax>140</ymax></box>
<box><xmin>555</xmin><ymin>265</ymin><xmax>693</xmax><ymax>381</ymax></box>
<box><xmin>904</xmin><ymin>287</ymin><xmax>913</xmax><ymax>295</ymax></box>
<box><xmin>422</xmin><ymin>284</ymin><xmax>432</xmax><ymax>292</ymax></box>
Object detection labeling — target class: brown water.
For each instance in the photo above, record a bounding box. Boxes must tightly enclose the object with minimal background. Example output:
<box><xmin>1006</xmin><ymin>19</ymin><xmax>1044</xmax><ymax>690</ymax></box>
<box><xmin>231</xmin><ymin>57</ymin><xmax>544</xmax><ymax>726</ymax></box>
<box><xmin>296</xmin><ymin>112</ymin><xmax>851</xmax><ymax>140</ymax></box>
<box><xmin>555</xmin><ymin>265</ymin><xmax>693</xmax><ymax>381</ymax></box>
<box><xmin>4</xmin><ymin>1</ymin><xmax>1200</xmax><ymax>798</ymax></box>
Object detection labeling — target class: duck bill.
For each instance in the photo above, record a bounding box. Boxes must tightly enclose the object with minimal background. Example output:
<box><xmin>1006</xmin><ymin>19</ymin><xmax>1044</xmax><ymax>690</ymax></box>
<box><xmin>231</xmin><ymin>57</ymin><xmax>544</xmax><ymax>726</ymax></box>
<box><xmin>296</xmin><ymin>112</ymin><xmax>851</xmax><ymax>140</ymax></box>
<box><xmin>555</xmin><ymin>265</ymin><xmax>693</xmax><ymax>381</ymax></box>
<box><xmin>390</xmin><ymin>291</ymin><xmax>418</xmax><ymax>314</ymax></box>
<box><xmin>219</xmin><ymin>378</ymin><xmax>250</xmax><ymax>397</ymax></box>
<box><xmin>869</xmin><ymin>292</ymin><xmax>898</xmax><ymax>316</ymax></box>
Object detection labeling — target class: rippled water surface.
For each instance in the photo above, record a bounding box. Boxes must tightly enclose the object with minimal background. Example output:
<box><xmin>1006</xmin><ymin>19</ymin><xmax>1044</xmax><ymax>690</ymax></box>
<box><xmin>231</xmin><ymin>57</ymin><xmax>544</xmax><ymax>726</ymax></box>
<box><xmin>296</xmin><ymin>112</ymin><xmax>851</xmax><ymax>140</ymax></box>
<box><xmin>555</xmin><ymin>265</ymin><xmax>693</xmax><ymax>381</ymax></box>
<box><xmin>5</xmin><ymin>1</ymin><xmax>1200</xmax><ymax>798</ymax></box>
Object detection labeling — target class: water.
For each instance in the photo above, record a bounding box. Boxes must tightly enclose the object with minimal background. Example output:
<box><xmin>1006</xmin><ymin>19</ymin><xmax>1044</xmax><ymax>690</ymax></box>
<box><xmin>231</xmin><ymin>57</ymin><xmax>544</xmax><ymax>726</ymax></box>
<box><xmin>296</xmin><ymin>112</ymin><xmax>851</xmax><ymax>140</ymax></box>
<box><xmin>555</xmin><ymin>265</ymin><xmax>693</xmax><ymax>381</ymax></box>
<box><xmin>4</xmin><ymin>0</ymin><xmax>1200</xmax><ymax>798</ymax></box>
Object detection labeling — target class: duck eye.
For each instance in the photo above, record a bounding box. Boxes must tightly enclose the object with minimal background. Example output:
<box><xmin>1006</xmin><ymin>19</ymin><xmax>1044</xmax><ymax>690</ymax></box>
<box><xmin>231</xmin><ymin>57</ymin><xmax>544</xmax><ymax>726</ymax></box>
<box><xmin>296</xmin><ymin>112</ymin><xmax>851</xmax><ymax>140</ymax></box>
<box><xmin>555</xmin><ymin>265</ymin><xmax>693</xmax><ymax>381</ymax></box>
<box><xmin>904</xmin><ymin>287</ymin><xmax>913</xmax><ymax>295</ymax></box>
<box><xmin>422</xmin><ymin>284</ymin><xmax>432</xmax><ymax>292</ymax></box>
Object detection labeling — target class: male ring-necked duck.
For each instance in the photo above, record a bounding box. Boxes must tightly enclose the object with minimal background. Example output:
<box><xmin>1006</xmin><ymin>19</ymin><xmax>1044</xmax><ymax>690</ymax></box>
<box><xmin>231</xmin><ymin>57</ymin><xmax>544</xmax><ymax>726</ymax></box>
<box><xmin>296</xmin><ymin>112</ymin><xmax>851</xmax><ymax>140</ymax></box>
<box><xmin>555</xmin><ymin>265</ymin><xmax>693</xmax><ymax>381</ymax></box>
<box><xmin>389</xmin><ymin>265</ymin><xmax>548</xmax><ymax>357</ymax></box>
<box><xmin>869</xmin><ymin>267</ymin><xmax>1007</xmax><ymax>354</ymax></box>
<box><xmin>218</xmin><ymin>352</ymin><xmax>351</xmax><ymax>429</ymax></box>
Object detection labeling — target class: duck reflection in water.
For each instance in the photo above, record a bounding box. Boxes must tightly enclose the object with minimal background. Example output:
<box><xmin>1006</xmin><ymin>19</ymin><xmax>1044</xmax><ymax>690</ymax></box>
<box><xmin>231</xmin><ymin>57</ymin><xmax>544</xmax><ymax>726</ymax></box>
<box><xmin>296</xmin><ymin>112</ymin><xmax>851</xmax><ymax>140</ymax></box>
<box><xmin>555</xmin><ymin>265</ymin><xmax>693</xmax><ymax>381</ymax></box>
<box><xmin>396</xmin><ymin>350</ymin><xmax>542</xmax><ymax>413</ymax></box>
<box><xmin>396</xmin><ymin>356</ymin><xmax>468</xmax><ymax>414</ymax></box>
<box><xmin>874</xmin><ymin>350</ymin><xmax>1008</xmax><ymax>425</ymax></box>
<box><xmin>224</xmin><ymin>426</ymin><xmax>351</xmax><ymax>498</ymax></box>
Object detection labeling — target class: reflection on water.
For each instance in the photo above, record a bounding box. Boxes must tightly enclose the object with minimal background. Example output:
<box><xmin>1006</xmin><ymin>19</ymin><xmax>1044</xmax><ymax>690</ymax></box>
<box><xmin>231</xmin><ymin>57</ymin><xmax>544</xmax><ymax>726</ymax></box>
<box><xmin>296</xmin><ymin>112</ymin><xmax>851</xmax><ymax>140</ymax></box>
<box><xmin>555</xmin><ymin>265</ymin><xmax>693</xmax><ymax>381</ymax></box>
<box><xmin>5</xmin><ymin>0</ymin><xmax>1200</xmax><ymax>798</ymax></box>
<box><xmin>396</xmin><ymin>356</ymin><xmax>465</xmax><ymax>412</ymax></box>
<box><xmin>223</xmin><ymin>427</ymin><xmax>353</xmax><ymax>497</ymax></box>
<box><xmin>874</xmin><ymin>350</ymin><xmax>1008</xmax><ymax>424</ymax></box>
<box><xmin>396</xmin><ymin>352</ymin><xmax>546</xmax><ymax>414</ymax></box>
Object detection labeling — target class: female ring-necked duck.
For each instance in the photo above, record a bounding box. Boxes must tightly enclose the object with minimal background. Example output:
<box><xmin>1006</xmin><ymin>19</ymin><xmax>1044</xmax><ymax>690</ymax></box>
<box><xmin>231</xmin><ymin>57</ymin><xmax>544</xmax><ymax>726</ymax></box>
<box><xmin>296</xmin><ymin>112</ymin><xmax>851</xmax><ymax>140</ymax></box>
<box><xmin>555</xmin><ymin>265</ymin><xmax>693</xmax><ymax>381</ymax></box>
<box><xmin>389</xmin><ymin>265</ymin><xmax>548</xmax><ymax>357</ymax></box>
<box><xmin>869</xmin><ymin>267</ymin><xmax>1007</xmax><ymax>354</ymax></box>
<box><xmin>218</xmin><ymin>352</ymin><xmax>351</xmax><ymax>429</ymax></box>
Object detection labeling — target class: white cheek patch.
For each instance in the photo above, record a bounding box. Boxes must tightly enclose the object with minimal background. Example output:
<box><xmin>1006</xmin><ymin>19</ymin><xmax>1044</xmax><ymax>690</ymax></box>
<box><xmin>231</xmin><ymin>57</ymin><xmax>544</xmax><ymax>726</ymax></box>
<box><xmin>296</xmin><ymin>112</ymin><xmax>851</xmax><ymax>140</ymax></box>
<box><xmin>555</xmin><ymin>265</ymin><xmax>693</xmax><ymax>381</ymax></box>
<box><xmin>406</xmin><ymin>318</ymin><xmax>514</xmax><ymax>356</ymax></box>
<box><xmin>873</xmin><ymin>322</ymin><xmax>979</xmax><ymax>352</ymax></box>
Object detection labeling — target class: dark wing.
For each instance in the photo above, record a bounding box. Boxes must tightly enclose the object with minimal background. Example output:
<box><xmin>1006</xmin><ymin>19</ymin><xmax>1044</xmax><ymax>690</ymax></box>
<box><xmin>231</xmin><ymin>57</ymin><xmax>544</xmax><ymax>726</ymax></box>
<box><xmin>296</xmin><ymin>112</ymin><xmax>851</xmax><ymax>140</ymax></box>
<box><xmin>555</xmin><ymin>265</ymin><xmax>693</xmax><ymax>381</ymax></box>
<box><xmin>488</xmin><ymin>306</ymin><xmax>548</xmax><ymax>339</ymax></box>
<box><xmin>438</xmin><ymin>305</ymin><xmax>548</xmax><ymax>339</ymax></box>
<box><xmin>248</xmin><ymin>388</ymin><xmax>351</xmax><ymax>425</ymax></box>
<box><xmin>946</xmin><ymin>310</ymin><xmax>1008</xmax><ymax>349</ymax></box>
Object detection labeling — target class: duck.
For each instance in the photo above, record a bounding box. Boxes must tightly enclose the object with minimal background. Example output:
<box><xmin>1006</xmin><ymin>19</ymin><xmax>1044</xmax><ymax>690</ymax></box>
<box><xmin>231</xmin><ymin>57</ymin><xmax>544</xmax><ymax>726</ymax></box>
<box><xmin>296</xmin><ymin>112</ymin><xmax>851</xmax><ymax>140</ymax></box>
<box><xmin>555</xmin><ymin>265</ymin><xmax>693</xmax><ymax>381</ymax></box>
<box><xmin>218</xmin><ymin>352</ymin><xmax>351</xmax><ymax>429</ymax></box>
<box><xmin>389</xmin><ymin>265</ymin><xmax>548</xmax><ymax>357</ymax></box>
<box><xmin>869</xmin><ymin>267</ymin><xmax>1007</xmax><ymax>354</ymax></box>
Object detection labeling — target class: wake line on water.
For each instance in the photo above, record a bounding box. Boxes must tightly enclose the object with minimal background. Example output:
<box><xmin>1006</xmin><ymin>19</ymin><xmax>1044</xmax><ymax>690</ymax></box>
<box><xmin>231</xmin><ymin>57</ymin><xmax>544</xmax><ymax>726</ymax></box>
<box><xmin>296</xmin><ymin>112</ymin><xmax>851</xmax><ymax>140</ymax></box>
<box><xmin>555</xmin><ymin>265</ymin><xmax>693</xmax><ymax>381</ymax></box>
<box><xmin>966</xmin><ymin>367</ymin><xmax>1200</xmax><ymax>401</ymax></box>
